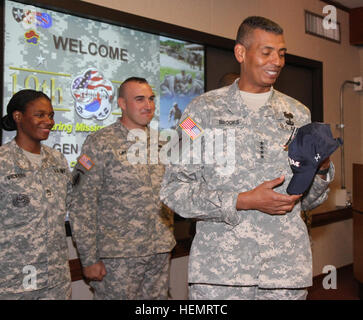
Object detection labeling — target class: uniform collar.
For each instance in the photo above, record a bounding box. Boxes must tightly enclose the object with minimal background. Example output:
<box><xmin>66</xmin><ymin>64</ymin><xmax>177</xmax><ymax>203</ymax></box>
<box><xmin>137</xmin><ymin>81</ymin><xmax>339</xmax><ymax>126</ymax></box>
<box><xmin>116</xmin><ymin>118</ymin><xmax>150</xmax><ymax>138</ymax></box>
<box><xmin>227</xmin><ymin>81</ymin><xmax>279</xmax><ymax>118</ymax></box>
<box><xmin>9</xmin><ymin>139</ymin><xmax>54</xmax><ymax>171</ymax></box>
<box><xmin>261</xmin><ymin>89</ymin><xmax>278</xmax><ymax>118</ymax></box>
<box><xmin>269</xmin><ymin>89</ymin><xmax>294</xmax><ymax>120</ymax></box>
<box><xmin>226</xmin><ymin>80</ymin><xmax>246</xmax><ymax>116</ymax></box>
<box><xmin>116</xmin><ymin>118</ymin><xmax>130</xmax><ymax>138</ymax></box>
<box><xmin>230</xmin><ymin>82</ymin><xmax>295</xmax><ymax>122</ymax></box>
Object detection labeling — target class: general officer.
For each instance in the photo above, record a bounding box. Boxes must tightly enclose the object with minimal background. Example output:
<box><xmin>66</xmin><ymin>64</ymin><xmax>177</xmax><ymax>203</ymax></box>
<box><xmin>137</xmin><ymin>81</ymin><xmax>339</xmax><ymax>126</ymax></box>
<box><xmin>160</xmin><ymin>16</ymin><xmax>333</xmax><ymax>300</ymax></box>
<box><xmin>69</xmin><ymin>77</ymin><xmax>175</xmax><ymax>300</ymax></box>
<box><xmin>0</xmin><ymin>89</ymin><xmax>72</xmax><ymax>299</ymax></box>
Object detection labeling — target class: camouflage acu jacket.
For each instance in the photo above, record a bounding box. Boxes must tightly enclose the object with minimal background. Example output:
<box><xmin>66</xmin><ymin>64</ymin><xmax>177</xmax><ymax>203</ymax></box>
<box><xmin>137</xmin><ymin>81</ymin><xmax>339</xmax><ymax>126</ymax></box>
<box><xmin>160</xmin><ymin>82</ymin><xmax>334</xmax><ymax>288</ymax></box>
<box><xmin>69</xmin><ymin>120</ymin><xmax>175</xmax><ymax>267</ymax></box>
<box><xmin>0</xmin><ymin>139</ymin><xmax>71</xmax><ymax>294</ymax></box>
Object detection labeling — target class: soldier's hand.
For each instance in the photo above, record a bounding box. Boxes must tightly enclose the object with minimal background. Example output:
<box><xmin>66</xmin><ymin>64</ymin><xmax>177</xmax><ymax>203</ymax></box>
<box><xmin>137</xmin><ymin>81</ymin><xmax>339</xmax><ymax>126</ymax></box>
<box><xmin>83</xmin><ymin>261</ymin><xmax>107</xmax><ymax>281</ymax></box>
<box><xmin>316</xmin><ymin>157</ymin><xmax>330</xmax><ymax>180</ymax></box>
<box><xmin>236</xmin><ymin>176</ymin><xmax>302</xmax><ymax>215</ymax></box>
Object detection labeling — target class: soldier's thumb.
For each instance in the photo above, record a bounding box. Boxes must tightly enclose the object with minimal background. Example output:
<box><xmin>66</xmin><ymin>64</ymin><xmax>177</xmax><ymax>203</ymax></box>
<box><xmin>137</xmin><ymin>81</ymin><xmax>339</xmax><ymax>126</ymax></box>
<box><xmin>264</xmin><ymin>176</ymin><xmax>285</xmax><ymax>189</ymax></box>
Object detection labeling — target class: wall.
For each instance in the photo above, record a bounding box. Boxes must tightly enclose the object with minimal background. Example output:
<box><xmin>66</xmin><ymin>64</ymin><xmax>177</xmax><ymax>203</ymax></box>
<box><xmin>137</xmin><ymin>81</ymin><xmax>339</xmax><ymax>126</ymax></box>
<box><xmin>73</xmin><ymin>0</ymin><xmax>362</xmax><ymax>291</ymax></box>
<box><xmin>311</xmin><ymin>219</ymin><xmax>353</xmax><ymax>277</ymax></box>
<box><xmin>360</xmin><ymin>48</ymin><xmax>363</xmax><ymax>162</ymax></box>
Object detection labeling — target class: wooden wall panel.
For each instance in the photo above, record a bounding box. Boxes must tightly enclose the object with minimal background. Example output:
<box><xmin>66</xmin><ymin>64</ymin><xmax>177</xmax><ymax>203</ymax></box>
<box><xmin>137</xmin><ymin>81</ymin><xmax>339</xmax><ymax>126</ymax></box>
<box><xmin>350</xmin><ymin>7</ymin><xmax>363</xmax><ymax>45</ymax></box>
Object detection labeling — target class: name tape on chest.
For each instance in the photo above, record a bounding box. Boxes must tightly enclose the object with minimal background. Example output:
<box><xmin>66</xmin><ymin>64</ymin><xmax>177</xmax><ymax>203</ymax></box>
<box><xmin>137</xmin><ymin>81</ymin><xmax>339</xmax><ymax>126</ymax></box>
<box><xmin>6</xmin><ymin>173</ymin><xmax>26</xmax><ymax>180</ymax></box>
<box><xmin>218</xmin><ymin>119</ymin><xmax>241</xmax><ymax>126</ymax></box>
<box><xmin>53</xmin><ymin>168</ymin><xmax>66</xmax><ymax>174</ymax></box>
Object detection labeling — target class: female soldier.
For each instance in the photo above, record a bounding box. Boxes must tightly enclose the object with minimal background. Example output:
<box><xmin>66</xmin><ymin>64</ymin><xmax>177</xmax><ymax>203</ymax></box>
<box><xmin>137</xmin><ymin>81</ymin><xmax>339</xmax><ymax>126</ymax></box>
<box><xmin>0</xmin><ymin>89</ymin><xmax>72</xmax><ymax>299</ymax></box>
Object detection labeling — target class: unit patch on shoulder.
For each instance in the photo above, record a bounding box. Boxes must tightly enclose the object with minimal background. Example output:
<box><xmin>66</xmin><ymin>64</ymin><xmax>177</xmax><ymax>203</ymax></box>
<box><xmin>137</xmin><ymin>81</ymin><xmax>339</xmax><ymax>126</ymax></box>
<box><xmin>78</xmin><ymin>154</ymin><xmax>94</xmax><ymax>170</ymax></box>
<box><xmin>179</xmin><ymin>117</ymin><xmax>203</xmax><ymax>140</ymax></box>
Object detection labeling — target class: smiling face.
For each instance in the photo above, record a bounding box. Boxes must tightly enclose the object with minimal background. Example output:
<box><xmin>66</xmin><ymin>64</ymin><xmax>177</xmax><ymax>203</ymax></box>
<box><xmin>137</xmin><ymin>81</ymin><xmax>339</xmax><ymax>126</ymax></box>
<box><xmin>14</xmin><ymin>97</ymin><xmax>55</xmax><ymax>152</ymax></box>
<box><xmin>118</xmin><ymin>81</ymin><xmax>155</xmax><ymax>130</ymax></box>
<box><xmin>235</xmin><ymin>28</ymin><xmax>287</xmax><ymax>93</ymax></box>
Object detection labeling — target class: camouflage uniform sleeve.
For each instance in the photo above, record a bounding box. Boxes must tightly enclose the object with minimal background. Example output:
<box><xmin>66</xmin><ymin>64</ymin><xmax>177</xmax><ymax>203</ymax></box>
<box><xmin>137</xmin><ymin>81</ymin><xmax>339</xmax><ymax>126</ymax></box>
<box><xmin>160</xmin><ymin>96</ymin><xmax>241</xmax><ymax>226</ymax></box>
<box><xmin>290</xmin><ymin>100</ymin><xmax>335</xmax><ymax>211</ymax></box>
<box><xmin>69</xmin><ymin>134</ymin><xmax>103</xmax><ymax>267</ymax></box>
<box><xmin>60</xmin><ymin>153</ymin><xmax>73</xmax><ymax>212</ymax></box>
<box><xmin>161</xmin><ymin>165</ymin><xmax>240</xmax><ymax>226</ymax></box>
<box><xmin>301</xmin><ymin>161</ymin><xmax>335</xmax><ymax>211</ymax></box>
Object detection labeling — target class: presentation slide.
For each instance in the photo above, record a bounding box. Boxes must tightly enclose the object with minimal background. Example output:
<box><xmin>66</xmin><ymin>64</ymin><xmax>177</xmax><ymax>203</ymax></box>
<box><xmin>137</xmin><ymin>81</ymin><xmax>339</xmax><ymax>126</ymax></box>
<box><xmin>2</xmin><ymin>0</ymin><xmax>205</xmax><ymax>168</ymax></box>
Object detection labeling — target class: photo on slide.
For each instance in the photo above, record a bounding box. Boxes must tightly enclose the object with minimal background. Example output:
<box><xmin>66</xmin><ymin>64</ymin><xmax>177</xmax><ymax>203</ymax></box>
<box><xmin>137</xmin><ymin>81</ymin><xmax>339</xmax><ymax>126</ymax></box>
<box><xmin>159</xmin><ymin>36</ymin><xmax>205</xmax><ymax>130</ymax></box>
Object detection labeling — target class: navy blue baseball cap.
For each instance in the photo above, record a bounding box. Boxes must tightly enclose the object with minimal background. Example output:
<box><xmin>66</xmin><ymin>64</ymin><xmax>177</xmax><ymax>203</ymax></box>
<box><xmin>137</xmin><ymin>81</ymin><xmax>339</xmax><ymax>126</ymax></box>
<box><xmin>286</xmin><ymin>122</ymin><xmax>342</xmax><ymax>195</ymax></box>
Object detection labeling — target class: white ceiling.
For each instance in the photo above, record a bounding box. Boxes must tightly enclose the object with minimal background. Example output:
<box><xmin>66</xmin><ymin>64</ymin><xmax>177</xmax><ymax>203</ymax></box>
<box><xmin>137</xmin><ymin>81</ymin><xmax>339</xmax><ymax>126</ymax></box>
<box><xmin>332</xmin><ymin>0</ymin><xmax>363</xmax><ymax>9</ymax></box>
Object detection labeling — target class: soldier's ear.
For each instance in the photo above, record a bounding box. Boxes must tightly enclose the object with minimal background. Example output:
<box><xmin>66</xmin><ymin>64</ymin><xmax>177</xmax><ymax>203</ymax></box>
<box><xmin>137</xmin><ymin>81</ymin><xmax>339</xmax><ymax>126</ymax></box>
<box><xmin>12</xmin><ymin>111</ymin><xmax>22</xmax><ymax>123</ymax></box>
<box><xmin>118</xmin><ymin>97</ymin><xmax>126</xmax><ymax>112</ymax></box>
<box><xmin>234</xmin><ymin>43</ymin><xmax>246</xmax><ymax>64</ymax></box>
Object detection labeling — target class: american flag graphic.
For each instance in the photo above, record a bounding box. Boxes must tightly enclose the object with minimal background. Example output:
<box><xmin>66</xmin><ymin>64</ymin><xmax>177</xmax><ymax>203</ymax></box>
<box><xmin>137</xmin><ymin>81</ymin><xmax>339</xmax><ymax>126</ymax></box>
<box><xmin>179</xmin><ymin>117</ymin><xmax>203</xmax><ymax>140</ymax></box>
<box><xmin>73</xmin><ymin>69</ymin><xmax>112</xmax><ymax>92</ymax></box>
<box><xmin>78</xmin><ymin>154</ymin><xmax>94</xmax><ymax>171</ymax></box>
<box><xmin>86</xmin><ymin>70</ymin><xmax>113</xmax><ymax>91</ymax></box>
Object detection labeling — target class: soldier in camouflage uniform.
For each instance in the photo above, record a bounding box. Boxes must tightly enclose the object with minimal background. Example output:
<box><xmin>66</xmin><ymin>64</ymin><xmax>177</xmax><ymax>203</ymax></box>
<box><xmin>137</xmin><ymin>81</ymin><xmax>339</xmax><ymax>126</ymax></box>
<box><xmin>0</xmin><ymin>90</ymin><xmax>72</xmax><ymax>300</ymax></box>
<box><xmin>160</xmin><ymin>17</ymin><xmax>334</xmax><ymax>300</ymax></box>
<box><xmin>69</xmin><ymin>77</ymin><xmax>175</xmax><ymax>300</ymax></box>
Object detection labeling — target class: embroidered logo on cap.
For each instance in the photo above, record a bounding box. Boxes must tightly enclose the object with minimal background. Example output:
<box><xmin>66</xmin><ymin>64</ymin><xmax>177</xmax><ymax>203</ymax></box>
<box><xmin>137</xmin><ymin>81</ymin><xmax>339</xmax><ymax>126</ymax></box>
<box><xmin>288</xmin><ymin>157</ymin><xmax>300</xmax><ymax>167</ymax></box>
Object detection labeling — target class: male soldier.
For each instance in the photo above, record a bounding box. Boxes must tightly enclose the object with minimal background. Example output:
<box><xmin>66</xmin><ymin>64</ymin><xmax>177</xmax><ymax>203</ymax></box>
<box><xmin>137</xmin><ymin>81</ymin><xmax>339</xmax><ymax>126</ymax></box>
<box><xmin>160</xmin><ymin>16</ymin><xmax>333</xmax><ymax>300</ymax></box>
<box><xmin>168</xmin><ymin>102</ymin><xmax>182</xmax><ymax>128</ymax></box>
<box><xmin>70</xmin><ymin>77</ymin><xmax>175</xmax><ymax>300</ymax></box>
<box><xmin>174</xmin><ymin>70</ymin><xmax>188</xmax><ymax>94</ymax></box>
<box><xmin>160</xmin><ymin>74</ymin><xmax>176</xmax><ymax>97</ymax></box>
<box><xmin>186</xmin><ymin>74</ymin><xmax>204</xmax><ymax>96</ymax></box>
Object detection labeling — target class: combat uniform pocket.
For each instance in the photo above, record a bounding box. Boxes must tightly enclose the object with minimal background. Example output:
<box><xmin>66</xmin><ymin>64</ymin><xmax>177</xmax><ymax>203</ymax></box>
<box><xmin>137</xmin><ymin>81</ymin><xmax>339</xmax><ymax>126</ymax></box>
<box><xmin>107</xmin><ymin>145</ymin><xmax>146</xmax><ymax>192</ymax></box>
<box><xmin>1</xmin><ymin>193</ymin><xmax>34</xmax><ymax>228</ymax></box>
<box><xmin>235</xmin><ymin>127</ymin><xmax>258</xmax><ymax>170</ymax></box>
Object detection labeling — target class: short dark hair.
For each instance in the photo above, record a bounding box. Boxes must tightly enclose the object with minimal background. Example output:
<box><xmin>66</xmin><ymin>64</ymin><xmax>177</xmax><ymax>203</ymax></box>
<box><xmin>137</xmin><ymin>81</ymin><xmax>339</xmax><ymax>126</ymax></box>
<box><xmin>0</xmin><ymin>89</ymin><xmax>51</xmax><ymax>131</ymax></box>
<box><xmin>236</xmin><ymin>16</ymin><xmax>283</xmax><ymax>47</ymax></box>
<box><xmin>118</xmin><ymin>77</ymin><xmax>148</xmax><ymax>98</ymax></box>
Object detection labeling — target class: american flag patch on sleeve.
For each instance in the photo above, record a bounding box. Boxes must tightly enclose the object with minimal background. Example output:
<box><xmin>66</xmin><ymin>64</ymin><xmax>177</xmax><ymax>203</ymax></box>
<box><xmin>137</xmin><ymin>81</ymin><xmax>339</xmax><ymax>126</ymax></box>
<box><xmin>179</xmin><ymin>117</ymin><xmax>203</xmax><ymax>140</ymax></box>
<box><xmin>78</xmin><ymin>154</ymin><xmax>94</xmax><ymax>170</ymax></box>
